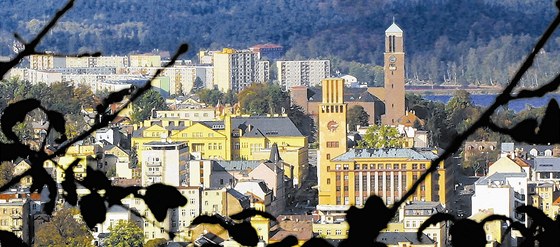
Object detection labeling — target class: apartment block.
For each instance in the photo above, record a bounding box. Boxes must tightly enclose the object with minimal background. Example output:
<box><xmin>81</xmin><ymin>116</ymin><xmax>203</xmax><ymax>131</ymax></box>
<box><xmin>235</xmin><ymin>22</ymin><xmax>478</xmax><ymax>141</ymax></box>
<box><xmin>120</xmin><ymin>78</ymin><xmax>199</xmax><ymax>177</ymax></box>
<box><xmin>213</xmin><ymin>48</ymin><xmax>269</xmax><ymax>93</ymax></box>
<box><xmin>276</xmin><ymin>60</ymin><xmax>330</xmax><ymax>90</ymax></box>
<box><xmin>140</xmin><ymin>141</ymin><xmax>189</xmax><ymax>186</ymax></box>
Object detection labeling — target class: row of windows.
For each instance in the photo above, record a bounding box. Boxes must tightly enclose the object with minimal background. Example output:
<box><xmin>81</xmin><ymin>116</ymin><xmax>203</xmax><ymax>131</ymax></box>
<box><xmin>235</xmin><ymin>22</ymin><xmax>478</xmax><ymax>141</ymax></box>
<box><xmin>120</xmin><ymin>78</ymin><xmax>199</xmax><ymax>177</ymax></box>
<box><xmin>321</xmin><ymin>105</ymin><xmax>344</xmax><ymax>113</ymax></box>
<box><xmin>181</xmin><ymin>132</ymin><xmax>215</xmax><ymax>138</ymax></box>
<box><xmin>317</xmin><ymin>229</ymin><xmax>348</xmax><ymax>236</ymax></box>
<box><xmin>326</xmin><ymin>141</ymin><xmax>339</xmax><ymax>148</ymax></box>
<box><xmin>333</xmin><ymin>163</ymin><xmax>427</xmax><ymax>170</ymax></box>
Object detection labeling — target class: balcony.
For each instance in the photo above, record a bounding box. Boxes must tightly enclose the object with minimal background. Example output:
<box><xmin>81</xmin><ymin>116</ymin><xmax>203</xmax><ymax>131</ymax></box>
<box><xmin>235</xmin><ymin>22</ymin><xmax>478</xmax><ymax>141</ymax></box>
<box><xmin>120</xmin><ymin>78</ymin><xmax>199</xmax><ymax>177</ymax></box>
<box><xmin>146</xmin><ymin>170</ymin><xmax>162</xmax><ymax>176</ymax></box>
<box><xmin>11</xmin><ymin>214</ymin><xmax>22</xmax><ymax>219</ymax></box>
<box><xmin>145</xmin><ymin>161</ymin><xmax>162</xmax><ymax>167</ymax></box>
<box><xmin>514</xmin><ymin>192</ymin><xmax>526</xmax><ymax>201</ymax></box>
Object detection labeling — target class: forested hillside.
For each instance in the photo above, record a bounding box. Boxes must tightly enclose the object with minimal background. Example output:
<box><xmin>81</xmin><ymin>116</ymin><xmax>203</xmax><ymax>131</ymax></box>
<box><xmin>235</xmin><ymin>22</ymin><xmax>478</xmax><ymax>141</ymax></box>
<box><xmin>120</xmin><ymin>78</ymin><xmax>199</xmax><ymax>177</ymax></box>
<box><xmin>1</xmin><ymin>0</ymin><xmax>557</xmax><ymax>86</ymax></box>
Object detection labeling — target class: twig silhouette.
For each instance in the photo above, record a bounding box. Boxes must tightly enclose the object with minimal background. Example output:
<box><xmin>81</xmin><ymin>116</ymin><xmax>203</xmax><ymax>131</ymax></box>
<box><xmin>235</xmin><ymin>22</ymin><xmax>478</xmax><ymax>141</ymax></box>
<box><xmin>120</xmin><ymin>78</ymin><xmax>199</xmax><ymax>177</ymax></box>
<box><xmin>389</xmin><ymin>2</ymin><xmax>560</xmax><ymax>218</ymax></box>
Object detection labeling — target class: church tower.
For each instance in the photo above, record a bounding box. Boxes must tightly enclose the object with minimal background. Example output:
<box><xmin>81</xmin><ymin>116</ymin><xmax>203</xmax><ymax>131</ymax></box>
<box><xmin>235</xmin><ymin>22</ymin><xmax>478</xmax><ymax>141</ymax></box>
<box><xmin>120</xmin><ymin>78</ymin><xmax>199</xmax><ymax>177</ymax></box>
<box><xmin>382</xmin><ymin>21</ymin><xmax>406</xmax><ymax>125</ymax></box>
<box><xmin>318</xmin><ymin>78</ymin><xmax>348</xmax><ymax>205</ymax></box>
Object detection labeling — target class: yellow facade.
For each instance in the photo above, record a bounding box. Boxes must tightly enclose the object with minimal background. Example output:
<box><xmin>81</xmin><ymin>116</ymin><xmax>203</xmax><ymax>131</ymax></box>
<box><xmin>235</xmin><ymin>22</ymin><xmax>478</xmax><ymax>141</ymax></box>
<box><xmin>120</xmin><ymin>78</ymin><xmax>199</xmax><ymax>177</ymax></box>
<box><xmin>312</xmin><ymin>221</ymin><xmax>349</xmax><ymax>239</ymax></box>
<box><xmin>132</xmin><ymin>115</ymin><xmax>308</xmax><ymax>184</ymax></box>
<box><xmin>317</xmin><ymin>78</ymin><xmax>448</xmax><ymax>206</ymax></box>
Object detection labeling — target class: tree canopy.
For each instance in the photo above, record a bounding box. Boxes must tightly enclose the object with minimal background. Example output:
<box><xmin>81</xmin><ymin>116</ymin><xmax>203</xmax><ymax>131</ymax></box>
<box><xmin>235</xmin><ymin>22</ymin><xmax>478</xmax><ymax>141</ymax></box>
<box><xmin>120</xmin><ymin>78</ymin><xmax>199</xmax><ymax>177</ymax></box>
<box><xmin>104</xmin><ymin>220</ymin><xmax>144</xmax><ymax>247</ymax></box>
<box><xmin>347</xmin><ymin>105</ymin><xmax>370</xmax><ymax>131</ymax></box>
<box><xmin>34</xmin><ymin>207</ymin><xmax>94</xmax><ymax>247</ymax></box>
<box><xmin>357</xmin><ymin>125</ymin><xmax>404</xmax><ymax>149</ymax></box>
<box><xmin>237</xmin><ymin>83</ymin><xmax>289</xmax><ymax>115</ymax></box>
<box><xmin>129</xmin><ymin>88</ymin><xmax>168</xmax><ymax>124</ymax></box>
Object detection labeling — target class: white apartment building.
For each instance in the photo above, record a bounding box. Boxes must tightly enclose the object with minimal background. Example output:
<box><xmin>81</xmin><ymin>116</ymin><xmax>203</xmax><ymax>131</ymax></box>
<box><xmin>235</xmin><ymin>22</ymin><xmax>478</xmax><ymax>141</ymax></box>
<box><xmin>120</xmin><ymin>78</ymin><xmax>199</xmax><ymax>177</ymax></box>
<box><xmin>140</xmin><ymin>141</ymin><xmax>189</xmax><ymax>187</ymax></box>
<box><xmin>213</xmin><ymin>48</ymin><xmax>270</xmax><ymax>93</ymax></box>
<box><xmin>472</xmin><ymin>172</ymin><xmax>528</xmax><ymax>245</ymax></box>
<box><xmin>276</xmin><ymin>60</ymin><xmax>330</xmax><ymax>90</ymax></box>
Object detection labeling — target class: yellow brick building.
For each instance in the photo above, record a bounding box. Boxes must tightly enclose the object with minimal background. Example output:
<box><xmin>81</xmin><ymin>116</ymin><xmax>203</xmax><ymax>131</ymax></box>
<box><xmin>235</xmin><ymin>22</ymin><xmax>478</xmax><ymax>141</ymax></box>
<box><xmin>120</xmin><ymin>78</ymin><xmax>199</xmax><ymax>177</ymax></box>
<box><xmin>317</xmin><ymin>78</ymin><xmax>449</xmax><ymax>207</ymax></box>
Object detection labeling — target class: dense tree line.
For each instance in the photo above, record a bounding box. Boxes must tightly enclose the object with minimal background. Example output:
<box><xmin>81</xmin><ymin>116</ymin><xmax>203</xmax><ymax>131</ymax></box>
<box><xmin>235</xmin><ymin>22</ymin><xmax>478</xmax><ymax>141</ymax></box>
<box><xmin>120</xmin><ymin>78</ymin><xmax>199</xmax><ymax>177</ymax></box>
<box><xmin>0</xmin><ymin>0</ymin><xmax>557</xmax><ymax>86</ymax></box>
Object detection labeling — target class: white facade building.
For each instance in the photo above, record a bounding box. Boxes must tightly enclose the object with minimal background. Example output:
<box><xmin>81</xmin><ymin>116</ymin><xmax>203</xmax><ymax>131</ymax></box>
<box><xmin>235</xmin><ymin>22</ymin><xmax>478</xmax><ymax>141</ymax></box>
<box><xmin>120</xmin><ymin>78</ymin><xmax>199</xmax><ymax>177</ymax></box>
<box><xmin>276</xmin><ymin>60</ymin><xmax>330</xmax><ymax>90</ymax></box>
<box><xmin>140</xmin><ymin>141</ymin><xmax>189</xmax><ymax>187</ymax></box>
<box><xmin>213</xmin><ymin>48</ymin><xmax>270</xmax><ymax>93</ymax></box>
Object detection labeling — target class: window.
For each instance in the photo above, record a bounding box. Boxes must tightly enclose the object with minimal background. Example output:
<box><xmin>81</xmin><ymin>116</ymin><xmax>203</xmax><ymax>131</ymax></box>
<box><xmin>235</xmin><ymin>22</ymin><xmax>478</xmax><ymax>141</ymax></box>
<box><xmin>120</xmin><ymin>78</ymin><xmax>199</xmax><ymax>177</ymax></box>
<box><xmin>335</xmin><ymin>164</ymin><xmax>341</xmax><ymax>170</ymax></box>
<box><xmin>327</xmin><ymin>230</ymin><xmax>331</xmax><ymax>235</ymax></box>
<box><xmin>412</xmin><ymin>164</ymin><xmax>418</xmax><ymax>169</ymax></box>
<box><xmin>402</xmin><ymin>164</ymin><xmax>407</xmax><ymax>169</ymax></box>
<box><xmin>326</xmin><ymin>141</ymin><xmax>339</xmax><ymax>148</ymax></box>
<box><xmin>343</xmin><ymin>164</ymin><xmax>349</xmax><ymax>170</ymax></box>
<box><xmin>393</xmin><ymin>164</ymin><xmax>399</xmax><ymax>169</ymax></box>
<box><xmin>344</xmin><ymin>175</ymin><xmax>349</xmax><ymax>180</ymax></box>
<box><xmin>420</xmin><ymin>164</ymin><xmax>426</xmax><ymax>169</ymax></box>
<box><xmin>327</xmin><ymin>178</ymin><xmax>331</xmax><ymax>185</ymax></box>
<box><xmin>336</xmin><ymin>230</ymin><xmax>342</xmax><ymax>235</ymax></box>
<box><xmin>327</xmin><ymin>154</ymin><xmax>330</xmax><ymax>159</ymax></box>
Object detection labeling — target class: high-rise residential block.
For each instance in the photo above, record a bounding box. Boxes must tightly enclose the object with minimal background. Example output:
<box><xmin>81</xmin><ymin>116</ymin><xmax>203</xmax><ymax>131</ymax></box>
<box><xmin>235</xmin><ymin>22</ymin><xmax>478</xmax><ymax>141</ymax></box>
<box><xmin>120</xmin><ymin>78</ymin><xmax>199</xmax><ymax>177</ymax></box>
<box><xmin>213</xmin><ymin>48</ymin><xmax>269</xmax><ymax>93</ymax></box>
<box><xmin>276</xmin><ymin>60</ymin><xmax>330</xmax><ymax>90</ymax></box>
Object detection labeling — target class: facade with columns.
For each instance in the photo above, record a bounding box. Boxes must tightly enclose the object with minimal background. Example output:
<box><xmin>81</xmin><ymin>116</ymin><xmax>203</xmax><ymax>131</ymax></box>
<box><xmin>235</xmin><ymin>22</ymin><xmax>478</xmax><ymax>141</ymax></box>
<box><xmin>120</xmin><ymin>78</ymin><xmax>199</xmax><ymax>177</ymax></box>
<box><xmin>317</xmin><ymin>78</ymin><xmax>450</xmax><ymax>207</ymax></box>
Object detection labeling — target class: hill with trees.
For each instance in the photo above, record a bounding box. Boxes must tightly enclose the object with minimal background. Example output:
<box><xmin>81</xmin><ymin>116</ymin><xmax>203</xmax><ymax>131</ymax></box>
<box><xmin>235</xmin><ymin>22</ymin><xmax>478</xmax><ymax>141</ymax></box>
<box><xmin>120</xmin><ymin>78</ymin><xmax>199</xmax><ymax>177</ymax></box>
<box><xmin>1</xmin><ymin>0</ymin><xmax>558</xmax><ymax>86</ymax></box>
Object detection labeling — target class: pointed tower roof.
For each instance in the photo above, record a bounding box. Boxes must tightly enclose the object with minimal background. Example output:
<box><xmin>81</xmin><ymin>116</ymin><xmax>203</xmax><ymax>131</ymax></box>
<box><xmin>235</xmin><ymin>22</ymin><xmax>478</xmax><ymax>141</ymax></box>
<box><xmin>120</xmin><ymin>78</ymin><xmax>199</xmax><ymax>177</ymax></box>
<box><xmin>386</xmin><ymin>19</ymin><xmax>403</xmax><ymax>34</ymax></box>
<box><xmin>269</xmin><ymin>143</ymin><xmax>282</xmax><ymax>163</ymax></box>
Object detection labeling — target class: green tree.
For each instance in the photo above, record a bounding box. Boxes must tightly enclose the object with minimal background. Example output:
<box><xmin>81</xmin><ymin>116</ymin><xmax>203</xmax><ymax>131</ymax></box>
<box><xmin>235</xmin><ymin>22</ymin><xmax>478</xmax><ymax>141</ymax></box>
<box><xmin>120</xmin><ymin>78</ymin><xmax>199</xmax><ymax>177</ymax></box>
<box><xmin>237</xmin><ymin>83</ymin><xmax>289</xmax><ymax>115</ymax></box>
<box><xmin>0</xmin><ymin>161</ymin><xmax>13</xmax><ymax>187</ymax></box>
<box><xmin>357</xmin><ymin>125</ymin><xmax>404</xmax><ymax>149</ymax></box>
<box><xmin>145</xmin><ymin>238</ymin><xmax>167</xmax><ymax>247</ymax></box>
<box><xmin>130</xmin><ymin>89</ymin><xmax>168</xmax><ymax>124</ymax></box>
<box><xmin>287</xmin><ymin>104</ymin><xmax>316</xmax><ymax>142</ymax></box>
<box><xmin>34</xmin><ymin>207</ymin><xmax>94</xmax><ymax>247</ymax></box>
<box><xmin>347</xmin><ymin>105</ymin><xmax>370</xmax><ymax>131</ymax></box>
<box><xmin>196</xmin><ymin>88</ymin><xmax>223</xmax><ymax>105</ymax></box>
<box><xmin>191</xmin><ymin>76</ymin><xmax>204</xmax><ymax>94</ymax></box>
<box><xmin>104</xmin><ymin>220</ymin><xmax>144</xmax><ymax>247</ymax></box>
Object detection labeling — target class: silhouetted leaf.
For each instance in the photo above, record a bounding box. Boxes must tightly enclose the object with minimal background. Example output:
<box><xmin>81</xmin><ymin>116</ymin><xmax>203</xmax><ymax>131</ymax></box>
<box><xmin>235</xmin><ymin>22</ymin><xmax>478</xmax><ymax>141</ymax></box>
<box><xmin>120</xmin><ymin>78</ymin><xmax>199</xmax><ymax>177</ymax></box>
<box><xmin>417</xmin><ymin>212</ymin><xmax>455</xmax><ymax>241</ymax></box>
<box><xmin>144</xmin><ymin>183</ymin><xmax>187</xmax><ymax>222</ymax></box>
<box><xmin>267</xmin><ymin>235</ymin><xmax>298</xmax><ymax>247</ymax></box>
<box><xmin>1</xmin><ymin>98</ymin><xmax>41</xmax><ymax>142</ymax></box>
<box><xmin>105</xmin><ymin>185</ymin><xmax>141</xmax><ymax>207</ymax></box>
<box><xmin>190</xmin><ymin>215</ymin><xmax>227</xmax><ymax>228</ymax></box>
<box><xmin>301</xmin><ymin>237</ymin><xmax>333</xmax><ymax>247</ymax></box>
<box><xmin>80</xmin><ymin>193</ymin><xmax>107</xmax><ymax>229</ymax></box>
<box><xmin>228</xmin><ymin>221</ymin><xmax>259</xmax><ymax>246</ymax></box>
<box><xmin>0</xmin><ymin>143</ymin><xmax>30</xmax><ymax>161</ymax></box>
<box><xmin>536</xmin><ymin>99</ymin><xmax>560</xmax><ymax>144</ymax></box>
<box><xmin>449</xmin><ymin>219</ymin><xmax>486</xmax><ymax>247</ymax></box>
<box><xmin>0</xmin><ymin>230</ymin><xmax>27</xmax><ymax>247</ymax></box>
<box><xmin>46</xmin><ymin>110</ymin><xmax>67</xmax><ymax>144</ymax></box>
<box><xmin>61</xmin><ymin>159</ymin><xmax>80</xmax><ymax>206</ymax></box>
<box><xmin>341</xmin><ymin>195</ymin><xmax>389</xmax><ymax>246</ymax></box>
<box><xmin>81</xmin><ymin>166</ymin><xmax>111</xmax><ymax>192</ymax></box>
<box><xmin>516</xmin><ymin>205</ymin><xmax>555</xmax><ymax>228</ymax></box>
<box><xmin>230</xmin><ymin>208</ymin><xmax>277</xmax><ymax>221</ymax></box>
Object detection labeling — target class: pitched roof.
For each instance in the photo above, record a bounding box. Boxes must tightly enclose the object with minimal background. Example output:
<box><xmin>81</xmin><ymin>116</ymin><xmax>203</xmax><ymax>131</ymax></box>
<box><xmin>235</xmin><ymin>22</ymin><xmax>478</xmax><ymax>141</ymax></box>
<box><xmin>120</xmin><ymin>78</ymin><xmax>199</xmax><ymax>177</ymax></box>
<box><xmin>268</xmin><ymin>143</ymin><xmax>282</xmax><ymax>163</ymax></box>
<box><xmin>533</xmin><ymin>157</ymin><xmax>560</xmax><ymax>172</ymax></box>
<box><xmin>307</xmin><ymin>87</ymin><xmax>382</xmax><ymax>103</ymax></box>
<box><xmin>232</xmin><ymin>116</ymin><xmax>302</xmax><ymax>137</ymax></box>
<box><xmin>214</xmin><ymin>160</ymin><xmax>261</xmax><ymax>171</ymax></box>
<box><xmin>332</xmin><ymin>148</ymin><xmax>438</xmax><ymax>161</ymax></box>
<box><xmin>386</xmin><ymin>23</ymin><xmax>403</xmax><ymax>33</ymax></box>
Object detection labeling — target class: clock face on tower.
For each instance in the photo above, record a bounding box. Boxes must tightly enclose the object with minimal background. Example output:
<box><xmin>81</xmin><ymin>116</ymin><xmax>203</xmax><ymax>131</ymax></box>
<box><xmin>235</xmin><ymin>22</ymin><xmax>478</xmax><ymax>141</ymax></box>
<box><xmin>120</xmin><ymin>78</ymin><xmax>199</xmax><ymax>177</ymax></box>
<box><xmin>327</xmin><ymin>120</ymin><xmax>339</xmax><ymax>132</ymax></box>
<box><xmin>389</xmin><ymin>55</ymin><xmax>397</xmax><ymax>63</ymax></box>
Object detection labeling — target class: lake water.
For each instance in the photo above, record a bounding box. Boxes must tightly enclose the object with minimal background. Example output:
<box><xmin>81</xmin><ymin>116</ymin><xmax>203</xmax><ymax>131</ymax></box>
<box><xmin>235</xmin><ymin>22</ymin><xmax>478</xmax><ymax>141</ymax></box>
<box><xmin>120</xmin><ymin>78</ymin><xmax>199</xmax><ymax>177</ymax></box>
<box><xmin>423</xmin><ymin>94</ymin><xmax>560</xmax><ymax>112</ymax></box>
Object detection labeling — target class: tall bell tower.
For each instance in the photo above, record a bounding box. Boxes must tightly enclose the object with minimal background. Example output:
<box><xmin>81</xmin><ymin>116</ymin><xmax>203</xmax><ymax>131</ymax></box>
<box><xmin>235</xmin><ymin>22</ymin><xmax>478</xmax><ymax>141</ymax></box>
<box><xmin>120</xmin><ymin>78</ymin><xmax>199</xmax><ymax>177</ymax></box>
<box><xmin>317</xmin><ymin>78</ymin><xmax>348</xmax><ymax>205</ymax></box>
<box><xmin>382</xmin><ymin>20</ymin><xmax>405</xmax><ymax>125</ymax></box>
